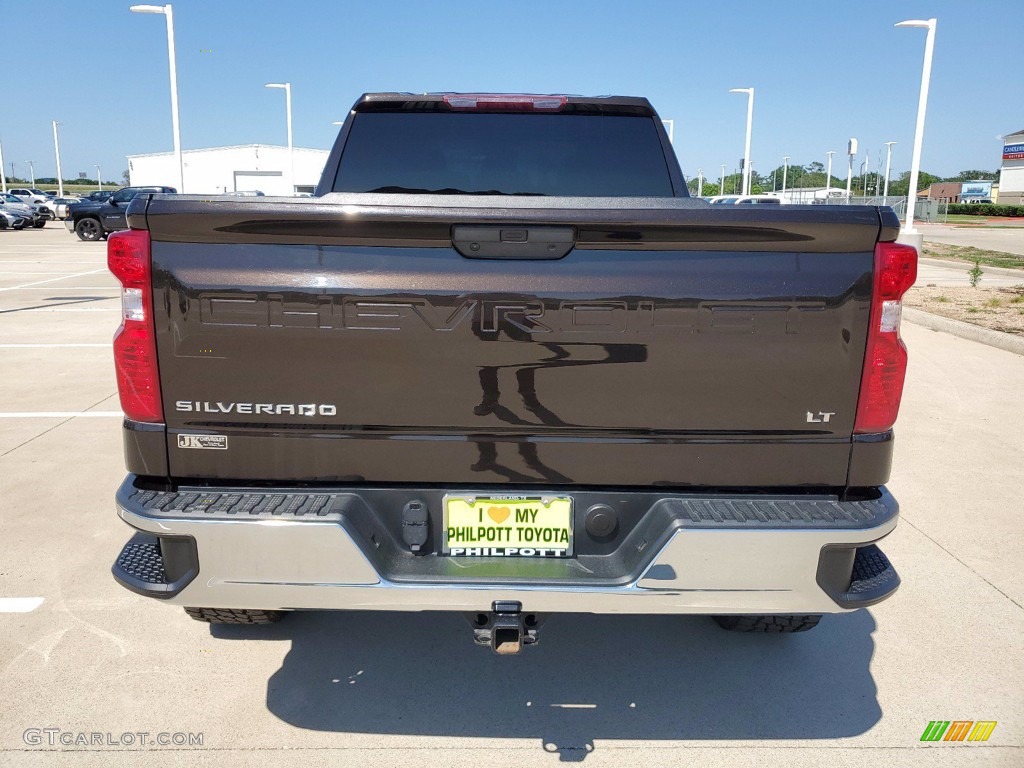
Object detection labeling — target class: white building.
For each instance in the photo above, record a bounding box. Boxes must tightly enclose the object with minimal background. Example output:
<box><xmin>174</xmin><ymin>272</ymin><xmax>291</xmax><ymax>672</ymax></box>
<box><xmin>771</xmin><ymin>187</ymin><xmax>848</xmax><ymax>204</ymax></box>
<box><xmin>126</xmin><ymin>144</ymin><xmax>330</xmax><ymax>196</ymax></box>
<box><xmin>999</xmin><ymin>129</ymin><xmax>1024</xmax><ymax>206</ymax></box>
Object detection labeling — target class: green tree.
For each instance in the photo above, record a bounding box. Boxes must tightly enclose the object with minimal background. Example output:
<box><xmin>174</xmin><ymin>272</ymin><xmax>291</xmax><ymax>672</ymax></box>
<box><xmin>696</xmin><ymin>172</ymin><xmax>746</xmax><ymax>196</ymax></box>
<box><xmin>765</xmin><ymin>163</ymin><xmax>814</xmax><ymax>190</ymax></box>
<box><xmin>886</xmin><ymin>170</ymin><xmax>942</xmax><ymax>197</ymax></box>
<box><xmin>948</xmin><ymin>169</ymin><xmax>998</xmax><ymax>182</ymax></box>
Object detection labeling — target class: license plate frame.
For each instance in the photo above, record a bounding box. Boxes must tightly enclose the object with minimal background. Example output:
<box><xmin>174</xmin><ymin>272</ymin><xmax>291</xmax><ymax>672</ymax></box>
<box><xmin>442</xmin><ymin>494</ymin><xmax>574</xmax><ymax>557</ymax></box>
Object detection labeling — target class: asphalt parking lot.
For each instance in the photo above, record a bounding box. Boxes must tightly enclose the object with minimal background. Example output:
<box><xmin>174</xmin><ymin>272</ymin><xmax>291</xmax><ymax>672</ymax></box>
<box><xmin>1</xmin><ymin>226</ymin><xmax>1022</xmax><ymax>767</ymax></box>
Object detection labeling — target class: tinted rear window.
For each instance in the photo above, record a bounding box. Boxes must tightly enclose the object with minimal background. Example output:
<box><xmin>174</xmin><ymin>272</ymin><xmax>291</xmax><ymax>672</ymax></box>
<box><xmin>332</xmin><ymin>112</ymin><xmax>675</xmax><ymax>197</ymax></box>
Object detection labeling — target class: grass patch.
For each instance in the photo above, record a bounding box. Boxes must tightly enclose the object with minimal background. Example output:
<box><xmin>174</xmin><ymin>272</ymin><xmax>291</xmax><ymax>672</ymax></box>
<box><xmin>941</xmin><ymin>215</ymin><xmax>1024</xmax><ymax>226</ymax></box>
<box><xmin>943</xmin><ymin>215</ymin><xmax>992</xmax><ymax>224</ymax></box>
<box><xmin>921</xmin><ymin>244</ymin><xmax>1024</xmax><ymax>270</ymax></box>
<box><xmin>983</xmin><ymin>298</ymin><xmax>1003</xmax><ymax>308</ymax></box>
<box><xmin>932</xmin><ymin>296</ymin><xmax>950</xmax><ymax>303</ymax></box>
<box><xmin>966</xmin><ymin>307</ymin><xmax>979</xmax><ymax>313</ymax></box>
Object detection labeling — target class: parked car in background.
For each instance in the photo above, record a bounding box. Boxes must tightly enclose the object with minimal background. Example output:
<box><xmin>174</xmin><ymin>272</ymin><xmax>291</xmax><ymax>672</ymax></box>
<box><xmin>35</xmin><ymin>198</ymin><xmax>61</xmax><ymax>219</ymax></box>
<box><xmin>8</xmin><ymin>188</ymin><xmax>53</xmax><ymax>205</ymax></box>
<box><xmin>49</xmin><ymin>197</ymin><xmax>84</xmax><ymax>220</ymax></box>
<box><xmin>708</xmin><ymin>194</ymin><xmax>786</xmax><ymax>205</ymax></box>
<box><xmin>85</xmin><ymin>190</ymin><xmax>114</xmax><ymax>202</ymax></box>
<box><xmin>0</xmin><ymin>209</ymin><xmax>28</xmax><ymax>230</ymax></box>
<box><xmin>66</xmin><ymin>185</ymin><xmax>176</xmax><ymax>241</ymax></box>
<box><xmin>1</xmin><ymin>193</ymin><xmax>48</xmax><ymax>227</ymax></box>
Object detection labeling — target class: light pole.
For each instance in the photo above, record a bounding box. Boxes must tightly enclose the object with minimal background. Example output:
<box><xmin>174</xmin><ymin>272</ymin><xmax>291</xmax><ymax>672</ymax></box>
<box><xmin>781</xmin><ymin>155</ymin><xmax>790</xmax><ymax>195</ymax></box>
<box><xmin>697</xmin><ymin>168</ymin><xmax>703</xmax><ymax>197</ymax></box>
<box><xmin>130</xmin><ymin>4</ymin><xmax>184</xmax><ymax>193</ymax></box>
<box><xmin>882</xmin><ymin>141</ymin><xmax>896</xmax><ymax>204</ymax></box>
<box><xmin>846</xmin><ymin>138</ymin><xmax>857</xmax><ymax>201</ymax></box>
<box><xmin>0</xmin><ymin>139</ymin><xmax>6</xmax><ymax>193</ymax></box>
<box><xmin>825</xmin><ymin>150</ymin><xmax>835</xmax><ymax>196</ymax></box>
<box><xmin>52</xmin><ymin>121</ymin><xmax>64</xmax><ymax>198</ymax></box>
<box><xmin>96</xmin><ymin>165</ymin><xmax>103</xmax><ymax>192</ymax></box>
<box><xmin>896</xmin><ymin>17</ymin><xmax>937</xmax><ymax>241</ymax></box>
<box><xmin>27</xmin><ymin>161</ymin><xmax>35</xmax><ymax>187</ymax></box>
<box><xmin>729</xmin><ymin>88</ymin><xmax>754</xmax><ymax>195</ymax></box>
<box><xmin>720</xmin><ymin>164</ymin><xmax>726</xmax><ymax>195</ymax></box>
<box><xmin>862</xmin><ymin>151</ymin><xmax>870</xmax><ymax>196</ymax></box>
<box><xmin>266</xmin><ymin>82</ymin><xmax>294</xmax><ymax>195</ymax></box>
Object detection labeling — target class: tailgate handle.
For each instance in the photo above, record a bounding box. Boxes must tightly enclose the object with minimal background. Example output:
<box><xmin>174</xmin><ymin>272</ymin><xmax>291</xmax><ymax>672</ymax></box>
<box><xmin>452</xmin><ymin>226</ymin><xmax>575</xmax><ymax>260</ymax></box>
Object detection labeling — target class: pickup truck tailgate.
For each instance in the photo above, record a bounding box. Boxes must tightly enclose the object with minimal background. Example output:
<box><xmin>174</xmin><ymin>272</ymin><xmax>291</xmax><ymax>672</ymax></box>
<box><xmin>144</xmin><ymin>197</ymin><xmax>887</xmax><ymax>487</ymax></box>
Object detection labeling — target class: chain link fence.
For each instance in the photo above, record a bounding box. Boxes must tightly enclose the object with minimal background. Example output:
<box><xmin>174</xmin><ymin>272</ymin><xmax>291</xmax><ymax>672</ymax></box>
<box><xmin>816</xmin><ymin>195</ymin><xmax>946</xmax><ymax>222</ymax></box>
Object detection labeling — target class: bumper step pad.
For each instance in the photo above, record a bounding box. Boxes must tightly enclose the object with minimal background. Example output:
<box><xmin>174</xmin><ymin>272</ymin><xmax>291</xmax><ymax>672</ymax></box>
<box><xmin>817</xmin><ymin>542</ymin><xmax>900</xmax><ymax>609</ymax></box>
<box><xmin>115</xmin><ymin>536</ymin><xmax>167</xmax><ymax>585</ymax></box>
<box><xmin>112</xmin><ymin>532</ymin><xmax>199</xmax><ymax>599</ymax></box>
<box><xmin>848</xmin><ymin>544</ymin><xmax>900</xmax><ymax>601</ymax></box>
<box><xmin>124</xmin><ymin>485</ymin><xmax>893</xmax><ymax>529</ymax></box>
<box><xmin>130</xmin><ymin>488</ymin><xmax>335</xmax><ymax>518</ymax></box>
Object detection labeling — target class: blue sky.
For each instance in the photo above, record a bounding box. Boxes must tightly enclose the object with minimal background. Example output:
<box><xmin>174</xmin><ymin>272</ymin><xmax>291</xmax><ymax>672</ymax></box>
<box><xmin>4</xmin><ymin>0</ymin><xmax>1021</xmax><ymax>185</ymax></box>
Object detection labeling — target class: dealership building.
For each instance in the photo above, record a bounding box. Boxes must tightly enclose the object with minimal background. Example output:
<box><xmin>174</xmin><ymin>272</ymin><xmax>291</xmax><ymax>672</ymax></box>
<box><xmin>920</xmin><ymin>180</ymin><xmax>994</xmax><ymax>203</ymax></box>
<box><xmin>1000</xmin><ymin>129</ymin><xmax>1024</xmax><ymax>205</ymax></box>
<box><xmin>127</xmin><ymin>144</ymin><xmax>330</xmax><ymax>196</ymax></box>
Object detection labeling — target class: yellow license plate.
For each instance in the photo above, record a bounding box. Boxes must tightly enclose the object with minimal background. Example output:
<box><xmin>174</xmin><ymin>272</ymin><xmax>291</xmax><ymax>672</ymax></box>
<box><xmin>443</xmin><ymin>495</ymin><xmax>573</xmax><ymax>557</ymax></box>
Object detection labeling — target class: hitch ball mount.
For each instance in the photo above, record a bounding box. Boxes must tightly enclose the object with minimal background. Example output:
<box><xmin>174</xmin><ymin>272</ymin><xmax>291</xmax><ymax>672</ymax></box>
<box><xmin>467</xmin><ymin>601</ymin><xmax>543</xmax><ymax>655</ymax></box>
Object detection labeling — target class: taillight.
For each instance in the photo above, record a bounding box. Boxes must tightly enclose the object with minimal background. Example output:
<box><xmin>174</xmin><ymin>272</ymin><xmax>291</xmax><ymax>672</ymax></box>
<box><xmin>854</xmin><ymin>241</ymin><xmax>918</xmax><ymax>433</ymax></box>
<box><xmin>442</xmin><ymin>93</ymin><xmax>567</xmax><ymax>111</ymax></box>
<box><xmin>108</xmin><ymin>229</ymin><xmax>163</xmax><ymax>423</ymax></box>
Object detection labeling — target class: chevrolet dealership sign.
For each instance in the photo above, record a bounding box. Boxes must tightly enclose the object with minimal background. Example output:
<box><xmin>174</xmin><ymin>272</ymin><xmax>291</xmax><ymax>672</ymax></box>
<box><xmin>961</xmin><ymin>181</ymin><xmax>993</xmax><ymax>198</ymax></box>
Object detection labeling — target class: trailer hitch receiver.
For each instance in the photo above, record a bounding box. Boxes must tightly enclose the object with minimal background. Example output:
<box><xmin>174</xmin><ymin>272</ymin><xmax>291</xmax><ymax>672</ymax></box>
<box><xmin>468</xmin><ymin>601</ymin><xmax>542</xmax><ymax>655</ymax></box>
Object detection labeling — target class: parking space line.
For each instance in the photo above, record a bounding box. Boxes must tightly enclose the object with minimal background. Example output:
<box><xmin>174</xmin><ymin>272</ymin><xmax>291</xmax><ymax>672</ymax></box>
<box><xmin>0</xmin><ymin>412</ymin><xmax>122</xmax><ymax>418</ymax></box>
<box><xmin>21</xmin><ymin>307</ymin><xmax>119</xmax><ymax>312</ymax></box>
<box><xmin>6</xmin><ymin>287</ymin><xmax>118</xmax><ymax>291</ymax></box>
<box><xmin>0</xmin><ymin>598</ymin><xmax>45</xmax><ymax>613</ymax></box>
<box><xmin>0</xmin><ymin>343</ymin><xmax>109</xmax><ymax>348</ymax></box>
<box><xmin>0</xmin><ymin>268</ymin><xmax>109</xmax><ymax>292</ymax></box>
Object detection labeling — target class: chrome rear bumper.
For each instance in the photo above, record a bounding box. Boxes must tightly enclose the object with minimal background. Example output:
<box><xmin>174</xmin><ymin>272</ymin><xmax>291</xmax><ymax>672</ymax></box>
<box><xmin>114</xmin><ymin>477</ymin><xmax>900</xmax><ymax>615</ymax></box>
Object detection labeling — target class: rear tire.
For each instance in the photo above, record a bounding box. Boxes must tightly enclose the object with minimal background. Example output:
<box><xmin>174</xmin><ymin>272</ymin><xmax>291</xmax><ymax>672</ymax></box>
<box><xmin>712</xmin><ymin>614</ymin><xmax>822</xmax><ymax>633</ymax></box>
<box><xmin>184</xmin><ymin>607</ymin><xmax>285</xmax><ymax>625</ymax></box>
<box><xmin>74</xmin><ymin>218</ymin><xmax>102</xmax><ymax>241</ymax></box>
<box><xmin>34</xmin><ymin>220</ymin><xmax>46</xmax><ymax>228</ymax></box>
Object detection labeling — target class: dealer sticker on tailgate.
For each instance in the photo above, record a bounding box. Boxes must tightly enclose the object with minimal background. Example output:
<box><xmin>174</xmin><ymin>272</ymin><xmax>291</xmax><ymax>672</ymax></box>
<box><xmin>443</xmin><ymin>495</ymin><xmax>573</xmax><ymax>557</ymax></box>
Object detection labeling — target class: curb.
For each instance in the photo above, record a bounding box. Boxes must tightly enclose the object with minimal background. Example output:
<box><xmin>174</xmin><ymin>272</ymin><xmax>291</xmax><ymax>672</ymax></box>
<box><xmin>904</xmin><ymin>308</ymin><xmax>1024</xmax><ymax>356</ymax></box>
